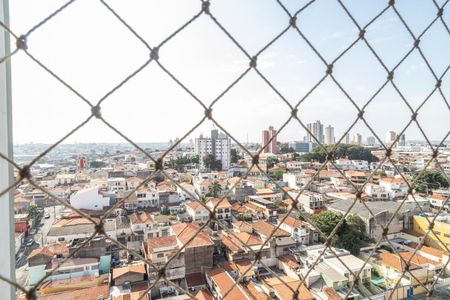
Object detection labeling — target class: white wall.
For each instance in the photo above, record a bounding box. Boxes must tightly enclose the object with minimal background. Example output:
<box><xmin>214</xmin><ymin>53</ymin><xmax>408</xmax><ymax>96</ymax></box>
<box><xmin>70</xmin><ymin>187</ymin><xmax>110</xmax><ymax>211</ymax></box>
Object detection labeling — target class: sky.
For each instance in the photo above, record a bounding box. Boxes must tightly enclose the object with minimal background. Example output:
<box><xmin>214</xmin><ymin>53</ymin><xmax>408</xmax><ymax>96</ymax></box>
<box><xmin>8</xmin><ymin>0</ymin><xmax>450</xmax><ymax>146</ymax></box>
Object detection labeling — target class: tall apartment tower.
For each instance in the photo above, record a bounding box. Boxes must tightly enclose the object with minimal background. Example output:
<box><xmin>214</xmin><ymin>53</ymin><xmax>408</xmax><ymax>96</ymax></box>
<box><xmin>366</xmin><ymin>136</ymin><xmax>376</xmax><ymax>146</ymax></box>
<box><xmin>261</xmin><ymin>126</ymin><xmax>277</xmax><ymax>154</ymax></box>
<box><xmin>385</xmin><ymin>131</ymin><xmax>397</xmax><ymax>146</ymax></box>
<box><xmin>352</xmin><ymin>133</ymin><xmax>362</xmax><ymax>145</ymax></box>
<box><xmin>324</xmin><ymin>125</ymin><xmax>335</xmax><ymax>145</ymax></box>
<box><xmin>195</xmin><ymin>129</ymin><xmax>231</xmax><ymax>170</ymax></box>
<box><xmin>344</xmin><ymin>133</ymin><xmax>351</xmax><ymax>144</ymax></box>
<box><xmin>306</xmin><ymin>121</ymin><xmax>324</xmax><ymax>144</ymax></box>
<box><xmin>398</xmin><ymin>134</ymin><xmax>406</xmax><ymax>147</ymax></box>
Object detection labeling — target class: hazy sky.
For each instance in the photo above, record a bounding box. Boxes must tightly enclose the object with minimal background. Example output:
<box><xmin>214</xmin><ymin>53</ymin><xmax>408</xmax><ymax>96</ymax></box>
<box><xmin>8</xmin><ymin>0</ymin><xmax>450</xmax><ymax>145</ymax></box>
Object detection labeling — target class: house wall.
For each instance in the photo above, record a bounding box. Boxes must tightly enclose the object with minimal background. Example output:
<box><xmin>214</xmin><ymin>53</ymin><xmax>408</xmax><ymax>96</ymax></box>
<box><xmin>184</xmin><ymin>245</ymin><xmax>214</xmax><ymax>275</ymax></box>
<box><xmin>115</xmin><ymin>272</ymin><xmax>145</xmax><ymax>286</ymax></box>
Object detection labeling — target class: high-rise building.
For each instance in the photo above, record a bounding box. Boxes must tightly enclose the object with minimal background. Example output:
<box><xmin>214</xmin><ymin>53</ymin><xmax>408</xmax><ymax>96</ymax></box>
<box><xmin>352</xmin><ymin>133</ymin><xmax>362</xmax><ymax>145</ymax></box>
<box><xmin>261</xmin><ymin>126</ymin><xmax>277</xmax><ymax>154</ymax></box>
<box><xmin>385</xmin><ymin>131</ymin><xmax>397</xmax><ymax>146</ymax></box>
<box><xmin>398</xmin><ymin>134</ymin><xmax>406</xmax><ymax>147</ymax></box>
<box><xmin>324</xmin><ymin>125</ymin><xmax>335</xmax><ymax>145</ymax></box>
<box><xmin>366</xmin><ymin>136</ymin><xmax>376</xmax><ymax>146</ymax></box>
<box><xmin>195</xmin><ymin>129</ymin><xmax>231</xmax><ymax>170</ymax></box>
<box><xmin>77</xmin><ymin>156</ymin><xmax>88</xmax><ymax>170</ymax></box>
<box><xmin>306</xmin><ymin>121</ymin><xmax>324</xmax><ymax>144</ymax></box>
<box><xmin>344</xmin><ymin>133</ymin><xmax>351</xmax><ymax>144</ymax></box>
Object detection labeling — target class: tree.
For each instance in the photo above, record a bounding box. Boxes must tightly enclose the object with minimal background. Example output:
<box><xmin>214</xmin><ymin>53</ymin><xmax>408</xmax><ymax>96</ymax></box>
<box><xmin>90</xmin><ymin>160</ymin><xmax>106</xmax><ymax>168</ymax></box>
<box><xmin>413</xmin><ymin>170</ymin><xmax>449</xmax><ymax>194</ymax></box>
<box><xmin>27</xmin><ymin>205</ymin><xmax>39</xmax><ymax>219</ymax></box>
<box><xmin>203</xmin><ymin>154</ymin><xmax>222</xmax><ymax>171</ymax></box>
<box><xmin>231</xmin><ymin>149</ymin><xmax>242</xmax><ymax>164</ymax></box>
<box><xmin>208</xmin><ymin>181</ymin><xmax>223</xmax><ymax>198</ymax></box>
<box><xmin>311</xmin><ymin>211</ymin><xmax>346</xmax><ymax>236</ymax></box>
<box><xmin>347</xmin><ymin>214</ymin><xmax>366</xmax><ymax>235</ymax></box>
<box><xmin>301</xmin><ymin>144</ymin><xmax>378</xmax><ymax>163</ymax></box>
<box><xmin>311</xmin><ymin>211</ymin><xmax>365</xmax><ymax>255</ymax></box>
<box><xmin>271</xmin><ymin>168</ymin><xmax>285</xmax><ymax>180</ymax></box>
<box><xmin>266</xmin><ymin>157</ymin><xmax>279</xmax><ymax>168</ymax></box>
<box><xmin>280</xmin><ymin>143</ymin><xmax>295</xmax><ymax>154</ymax></box>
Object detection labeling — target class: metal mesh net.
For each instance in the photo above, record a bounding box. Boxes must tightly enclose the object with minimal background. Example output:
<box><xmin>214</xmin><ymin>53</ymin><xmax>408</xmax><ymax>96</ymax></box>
<box><xmin>0</xmin><ymin>0</ymin><xmax>449</xmax><ymax>299</ymax></box>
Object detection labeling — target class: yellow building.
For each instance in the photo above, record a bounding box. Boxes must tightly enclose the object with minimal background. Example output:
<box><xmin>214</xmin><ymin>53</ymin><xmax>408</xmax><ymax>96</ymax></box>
<box><xmin>413</xmin><ymin>215</ymin><xmax>450</xmax><ymax>250</ymax></box>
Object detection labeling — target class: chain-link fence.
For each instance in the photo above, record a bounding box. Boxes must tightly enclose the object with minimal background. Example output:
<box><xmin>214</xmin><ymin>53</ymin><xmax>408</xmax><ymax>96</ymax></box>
<box><xmin>1</xmin><ymin>0</ymin><xmax>449</xmax><ymax>299</ymax></box>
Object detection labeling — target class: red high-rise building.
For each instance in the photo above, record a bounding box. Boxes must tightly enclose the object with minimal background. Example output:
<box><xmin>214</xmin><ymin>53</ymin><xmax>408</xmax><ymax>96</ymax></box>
<box><xmin>261</xmin><ymin>126</ymin><xmax>277</xmax><ymax>154</ymax></box>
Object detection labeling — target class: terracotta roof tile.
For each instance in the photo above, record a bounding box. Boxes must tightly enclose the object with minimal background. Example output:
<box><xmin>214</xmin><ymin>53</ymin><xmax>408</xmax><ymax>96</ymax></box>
<box><xmin>171</xmin><ymin>223</ymin><xmax>214</xmax><ymax>248</ymax></box>
<box><xmin>112</xmin><ymin>264</ymin><xmax>146</xmax><ymax>280</ymax></box>
<box><xmin>252</xmin><ymin>220</ymin><xmax>290</xmax><ymax>238</ymax></box>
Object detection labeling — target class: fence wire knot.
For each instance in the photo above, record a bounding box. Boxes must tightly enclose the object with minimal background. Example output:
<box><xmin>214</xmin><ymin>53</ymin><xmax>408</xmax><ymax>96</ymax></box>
<box><xmin>387</xmin><ymin>71</ymin><xmax>394</xmax><ymax>81</ymax></box>
<box><xmin>326</xmin><ymin>64</ymin><xmax>333</xmax><ymax>75</ymax></box>
<box><xmin>202</xmin><ymin>1</ymin><xmax>210</xmax><ymax>14</ymax></box>
<box><xmin>359</xmin><ymin>29</ymin><xmax>366</xmax><ymax>39</ymax></box>
<box><xmin>150</xmin><ymin>47</ymin><xmax>159</xmax><ymax>60</ymax></box>
<box><xmin>289</xmin><ymin>16</ymin><xmax>297</xmax><ymax>28</ymax></box>
<box><xmin>204</xmin><ymin>108</ymin><xmax>212</xmax><ymax>119</ymax></box>
<box><xmin>385</xmin><ymin>149</ymin><xmax>392</xmax><ymax>157</ymax></box>
<box><xmin>91</xmin><ymin>105</ymin><xmax>102</xmax><ymax>118</ymax></box>
<box><xmin>155</xmin><ymin>158</ymin><xmax>163</xmax><ymax>171</ymax></box>
<box><xmin>25</xmin><ymin>290</ymin><xmax>37</xmax><ymax>300</ymax></box>
<box><xmin>19</xmin><ymin>165</ymin><xmax>31</xmax><ymax>180</ymax></box>
<box><xmin>436</xmin><ymin>79</ymin><xmax>442</xmax><ymax>88</ymax></box>
<box><xmin>249</xmin><ymin>56</ymin><xmax>257</xmax><ymax>68</ymax></box>
<box><xmin>94</xmin><ymin>223</ymin><xmax>105</xmax><ymax>235</ymax></box>
<box><xmin>291</xmin><ymin>108</ymin><xmax>298</xmax><ymax>118</ymax></box>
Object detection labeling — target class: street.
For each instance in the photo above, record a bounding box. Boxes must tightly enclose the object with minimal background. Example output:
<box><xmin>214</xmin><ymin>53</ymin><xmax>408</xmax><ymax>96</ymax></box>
<box><xmin>14</xmin><ymin>205</ymin><xmax>64</xmax><ymax>289</ymax></box>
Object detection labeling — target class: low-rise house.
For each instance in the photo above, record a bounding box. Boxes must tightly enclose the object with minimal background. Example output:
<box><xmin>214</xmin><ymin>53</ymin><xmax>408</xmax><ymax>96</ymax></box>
<box><xmin>177</xmin><ymin>182</ymin><xmax>197</xmax><ymax>200</ymax></box>
<box><xmin>144</xmin><ymin>236</ymin><xmax>185</xmax><ymax>285</ymax></box>
<box><xmin>246</xmin><ymin>195</ymin><xmax>277</xmax><ymax>221</ymax></box>
<box><xmin>278</xmin><ymin>216</ymin><xmax>319</xmax><ymax>245</ymax></box>
<box><xmin>220</xmin><ymin>232</ymin><xmax>265</xmax><ymax>262</ymax></box>
<box><xmin>251</xmin><ymin>220</ymin><xmax>295</xmax><ymax>266</ymax></box>
<box><xmin>135</xmin><ymin>187</ymin><xmax>159</xmax><ymax>209</ymax></box>
<box><xmin>379</xmin><ymin>177</ymin><xmax>408</xmax><ymax>200</ymax></box>
<box><xmin>30</xmin><ymin>257</ymin><xmax>101</xmax><ymax>287</ymax></box>
<box><xmin>110</xmin><ymin>264</ymin><xmax>149</xmax><ymax>299</ymax></box>
<box><xmin>107</xmin><ymin>177</ymin><xmax>127</xmax><ymax>191</ymax></box>
<box><xmin>205</xmin><ymin>267</ymin><xmax>251</xmax><ymax>300</ymax></box>
<box><xmin>288</xmin><ymin>191</ymin><xmax>326</xmax><ymax>214</ymax></box>
<box><xmin>262</xmin><ymin>276</ymin><xmax>314</xmax><ymax>300</ymax></box>
<box><xmin>426</xmin><ymin>193</ymin><xmax>449</xmax><ymax>209</ymax></box>
<box><xmin>171</xmin><ymin>223</ymin><xmax>214</xmax><ymax>274</ymax></box>
<box><xmin>46</xmin><ymin>217</ymin><xmax>116</xmax><ymax>244</ymax></box>
<box><xmin>374</xmin><ymin>251</ymin><xmax>438</xmax><ymax>297</ymax></box>
<box><xmin>363</xmin><ymin>183</ymin><xmax>389</xmax><ymax>201</ymax></box>
<box><xmin>70</xmin><ymin>187</ymin><xmax>113</xmax><ymax>211</ymax></box>
<box><xmin>186</xmin><ymin>201</ymin><xmax>209</xmax><ymax>223</ymax></box>
<box><xmin>206</xmin><ymin>198</ymin><xmax>232</xmax><ymax>223</ymax></box>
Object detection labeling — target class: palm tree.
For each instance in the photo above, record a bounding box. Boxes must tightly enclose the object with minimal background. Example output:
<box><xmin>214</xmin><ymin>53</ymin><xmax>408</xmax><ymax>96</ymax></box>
<box><xmin>208</xmin><ymin>181</ymin><xmax>222</xmax><ymax>198</ymax></box>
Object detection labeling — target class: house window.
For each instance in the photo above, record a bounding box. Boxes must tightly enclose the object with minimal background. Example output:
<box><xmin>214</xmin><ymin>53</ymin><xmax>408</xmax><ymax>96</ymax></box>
<box><xmin>157</xmin><ymin>253</ymin><xmax>164</xmax><ymax>258</ymax></box>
